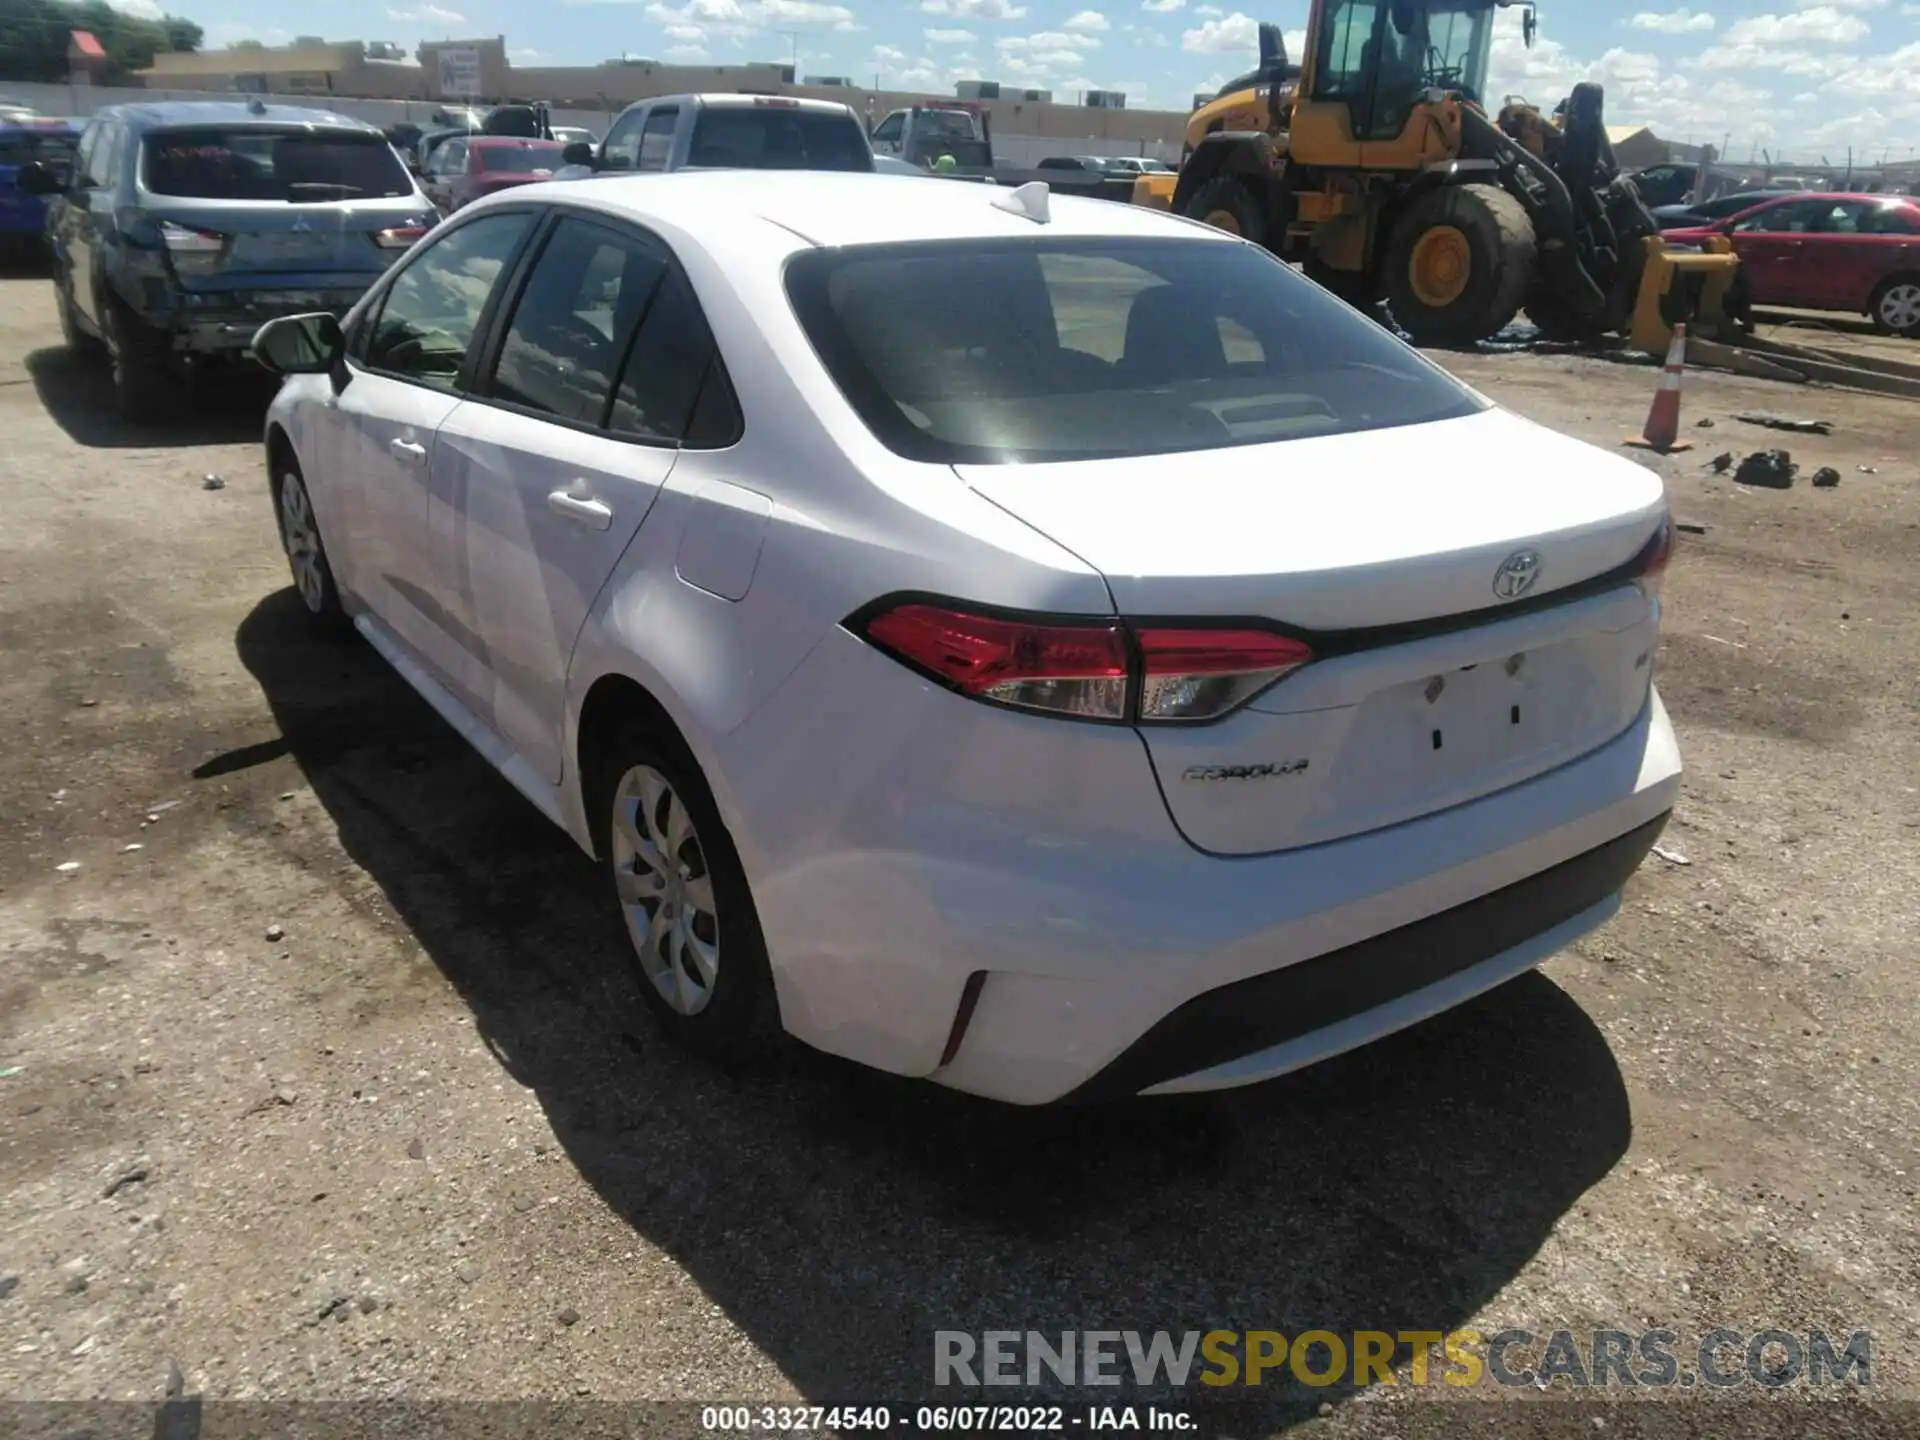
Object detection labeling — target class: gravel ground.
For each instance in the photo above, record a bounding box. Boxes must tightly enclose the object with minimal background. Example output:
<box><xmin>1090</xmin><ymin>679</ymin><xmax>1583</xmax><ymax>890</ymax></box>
<box><xmin>0</xmin><ymin>266</ymin><xmax>1916</xmax><ymax>1439</ymax></box>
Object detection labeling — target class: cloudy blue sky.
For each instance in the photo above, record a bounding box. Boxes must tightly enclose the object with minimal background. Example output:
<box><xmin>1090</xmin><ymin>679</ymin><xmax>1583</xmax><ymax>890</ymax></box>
<box><xmin>165</xmin><ymin>1</ymin><xmax>1920</xmax><ymax>159</ymax></box>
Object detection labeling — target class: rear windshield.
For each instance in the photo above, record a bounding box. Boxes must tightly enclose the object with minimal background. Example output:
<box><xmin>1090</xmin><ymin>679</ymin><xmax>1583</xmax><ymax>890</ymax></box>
<box><xmin>476</xmin><ymin>142</ymin><xmax>562</xmax><ymax>174</ymax></box>
<box><xmin>785</xmin><ymin>237</ymin><xmax>1486</xmax><ymax>464</ymax></box>
<box><xmin>142</xmin><ymin>127</ymin><xmax>414</xmax><ymax>201</ymax></box>
<box><xmin>687</xmin><ymin>107</ymin><xmax>872</xmax><ymax>172</ymax></box>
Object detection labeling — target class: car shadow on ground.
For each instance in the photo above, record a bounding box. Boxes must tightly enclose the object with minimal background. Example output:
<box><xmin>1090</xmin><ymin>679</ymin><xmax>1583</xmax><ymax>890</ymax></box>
<box><xmin>26</xmin><ymin>346</ymin><xmax>274</xmax><ymax>450</ymax></box>
<box><xmin>221</xmin><ymin>588</ymin><xmax>1634</xmax><ymax>1431</ymax></box>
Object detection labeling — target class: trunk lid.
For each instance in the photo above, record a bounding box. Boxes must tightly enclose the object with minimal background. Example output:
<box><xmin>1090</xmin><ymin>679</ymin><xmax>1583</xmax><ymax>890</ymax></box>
<box><xmin>956</xmin><ymin>407</ymin><xmax>1669</xmax><ymax>855</ymax></box>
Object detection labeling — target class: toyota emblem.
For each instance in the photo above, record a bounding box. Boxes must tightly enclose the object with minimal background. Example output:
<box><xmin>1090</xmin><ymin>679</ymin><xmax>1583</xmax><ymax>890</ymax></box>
<box><xmin>1492</xmin><ymin>550</ymin><xmax>1542</xmax><ymax>601</ymax></box>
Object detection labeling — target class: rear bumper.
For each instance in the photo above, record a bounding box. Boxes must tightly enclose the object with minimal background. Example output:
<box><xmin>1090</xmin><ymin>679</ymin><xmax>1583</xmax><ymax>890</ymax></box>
<box><xmin>161</xmin><ymin>289</ymin><xmax>375</xmax><ymax>353</ymax></box>
<box><xmin>1066</xmin><ymin>810</ymin><xmax>1667</xmax><ymax>1102</ymax></box>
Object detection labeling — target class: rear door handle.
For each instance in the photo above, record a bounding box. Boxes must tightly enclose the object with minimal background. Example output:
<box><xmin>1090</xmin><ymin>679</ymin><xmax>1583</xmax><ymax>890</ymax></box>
<box><xmin>547</xmin><ymin>488</ymin><xmax>613</xmax><ymax>531</ymax></box>
<box><xmin>388</xmin><ymin>437</ymin><xmax>427</xmax><ymax>464</ymax></box>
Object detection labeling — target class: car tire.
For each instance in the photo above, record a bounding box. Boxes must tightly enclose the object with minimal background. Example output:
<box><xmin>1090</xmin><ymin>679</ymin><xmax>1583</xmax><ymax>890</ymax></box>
<box><xmin>1869</xmin><ymin>275</ymin><xmax>1920</xmax><ymax>338</ymax></box>
<box><xmin>272</xmin><ymin>460</ymin><xmax>353</xmax><ymax>636</ymax></box>
<box><xmin>105</xmin><ymin>302</ymin><xmax>174</xmax><ymax>425</ymax></box>
<box><xmin>1383</xmin><ymin>183</ymin><xmax>1537</xmax><ymax>347</ymax></box>
<box><xmin>57</xmin><ymin>276</ymin><xmax>104</xmax><ymax>359</ymax></box>
<box><xmin>1183</xmin><ymin>175</ymin><xmax>1268</xmax><ymax>248</ymax></box>
<box><xmin>591</xmin><ymin>726</ymin><xmax>779</xmax><ymax>1065</ymax></box>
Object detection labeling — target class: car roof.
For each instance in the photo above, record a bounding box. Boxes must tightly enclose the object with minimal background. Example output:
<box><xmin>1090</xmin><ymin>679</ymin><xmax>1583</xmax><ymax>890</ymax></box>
<box><xmin>469</xmin><ymin>135</ymin><xmax>562</xmax><ymax>147</ymax></box>
<box><xmin>621</xmin><ymin>93</ymin><xmax>859</xmax><ymax>116</ymax></box>
<box><xmin>519</xmin><ymin>168</ymin><xmax>1237</xmax><ymax>251</ymax></box>
<box><xmin>94</xmin><ymin>100</ymin><xmax>383</xmax><ymax>134</ymax></box>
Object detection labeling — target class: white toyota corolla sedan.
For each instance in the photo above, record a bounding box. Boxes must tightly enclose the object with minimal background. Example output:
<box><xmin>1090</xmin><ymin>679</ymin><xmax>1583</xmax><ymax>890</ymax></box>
<box><xmin>253</xmin><ymin>170</ymin><xmax>1681</xmax><ymax>1106</ymax></box>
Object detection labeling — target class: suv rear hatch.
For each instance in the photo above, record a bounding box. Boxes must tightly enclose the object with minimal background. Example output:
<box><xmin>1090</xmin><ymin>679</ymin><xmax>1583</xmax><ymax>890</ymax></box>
<box><xmin>133</xmin><ymin>125</ymin><xmax>435</xmax><ymax>298</ymax></box>
<box><xmin>956</xmin><ymin>407</ymin><xmax>1670</xmax><ymax>855</ymax></box>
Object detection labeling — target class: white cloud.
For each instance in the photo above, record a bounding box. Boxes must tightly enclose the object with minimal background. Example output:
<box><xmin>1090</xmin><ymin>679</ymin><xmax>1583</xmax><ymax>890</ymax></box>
<box><xmin>871</xmin><ymin>43</ymin><xmax>909</xmax><ymax>63</ymax></box>
<box><xmin>1001</xmin><ymin>29</ymin><xmax>1099</xmax><ymax>50</ymax></box>
<box><xmin>640</xmin><ymin>0</ymin><xmax>856</xmax><ymax>39</ymax></box>
<box><xmin>1181</xmin><ymin>11</ymin><xmax>1256</xmax><ymax>52</ymax></box>
<box><xmin>1723</xmin><ymin>6</ymin><xmax>1869</xmax><ymax>43</ymax></box>
<box><xmin>110</xmin><ymin>0</ymin><xmax>164</xmax><ymax>18</ymax></box>
<box><xmin>388</xmin><ymin>1</ymin><xmax>465</xmax><ymax>19</ymax></box>
<box><xmin>511</xmin><ymin>47</ymin><xmax>545</xmax><ymax>59</ymax></box>
<box><xmin>664</xmin><ymin>21</ymin><xmax>704</xmax><ymax>37</ymax></box>
<box><xmin>1626</xmin><ymin>7</ymin><xmax>1715</xmax><ymax>33</ymax></box>
<box><xmin>1142</xmin><ymin>0</ymin><xmax>1183</xmax><ymax>12</ymax></box>
<box><xmin>1065</xmin><ymin>9</ymin><xmax>1110</xmax><ymax>31</ymax></box>
<box><xmin>921</xmin><ymin>0</ymin><xmax>1029</xmax><ymax>18</ymax></box>
<box><xmin>664</xmin><ymin>42</ymin><xmax>710</xmax><ymax>59</ymax></box>
<box><xmin>1194</xmin><ymin>1</ymin><xmax>1222</xmax><ymax>12</ymax></box>
<box><xmin>924</xmin><ymin>26</ymin><xmax>974</xmax><ymax>42</ymax></box>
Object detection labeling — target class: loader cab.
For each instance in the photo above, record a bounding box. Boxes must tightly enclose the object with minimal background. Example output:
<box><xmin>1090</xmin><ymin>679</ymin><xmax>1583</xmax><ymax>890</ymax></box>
<box><xmin>1294</xmin><ymin>0</ymin><xmax>1503</xmax><ymax>169</ymax></box>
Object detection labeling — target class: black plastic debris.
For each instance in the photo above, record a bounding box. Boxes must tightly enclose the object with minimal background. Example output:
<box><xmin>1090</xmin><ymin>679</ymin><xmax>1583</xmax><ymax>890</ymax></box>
<box><xmin>1734</xmin><ymin>411</ymin><xmax>1833</xmax><ymax>436</ymax></box>
<box><xmin>1812</xmin><ymin>467</ymin><xmax>1841</xmax><ymax>488</ymax></box>
<box><xmin>1708</xmin><ymin>452</ymin><xmax>1734</xmax><ymax>473</ymax></box>
<box><xmin>1734</xmin><ymin>450</ymin><xmax>1798</xmax><ymax>488</ymax></box>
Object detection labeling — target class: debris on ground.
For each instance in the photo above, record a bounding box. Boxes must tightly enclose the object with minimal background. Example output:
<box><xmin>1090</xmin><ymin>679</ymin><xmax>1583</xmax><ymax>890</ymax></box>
<box><xmin>102</xmin><ymin>1162</ymin><xmax>150</xmax><ymax>1198</ymax></box>
<box><xmin>1858</xmin><ymin>464</ymin><xmax>1879</xmax><ymax>474</ymax></box>
<box><xmin>1653</xmin><ymin>845</ymin><xmax>1692</xmax><ymax>867</ymax></box>
<box><xmin>201</xmin><ymin>474</ymin><xmax>225</xmax><ymax>491</ymax></box>
<box><xmin>54</xmin><ymin>861</ymin><xmax>79</xmax><ymax>874</ymax></box>
<box><xmin>1677</xmin><ymin>522</ymin><xmax>1710</xmax><ymax>535</ymax></box>
<box><xmin>455</xmin><ymin>1261</ymin><xmax>481</xmax><ymax>1285</ymax></box>
<box><xmin>1708</xmin><ymin>452</ymin><xmax>1734</xmax><ymax>473</ymax></box>
<box><xmin>0</xmin><ymin>1066</ymin><xmax>23</xmax><ymax>1080</ymax></box>
<box><xmin>1696</xmin><ymin>417</ymin><xmax>1715</xmax><ymax>428</ymax></box>
<box><xmin>0</xmin><ymin>1276</ymin><xmax>18</xmax><ymax>1300</ymax></box>
<box><xmin>265</xmin><ymin>924</ymin><xmax>284</xmax><ymax>942</ymax></box>
<box><xmin>558</xmin><ymin>1307</ymin><xmax>581</xmax><ymax>1327</ymax></box>
<box><xmin>165</xmin><ymin>1358</ymin><xmax>185</xmax><ymax>1398</ymax></box>
<box><xmin>1734</xmin><ymin>450</ymin><xmax>1798</xmax><ymax>488</ymax></box>
<box><xmin>406</xmin><ymin>1138</ymin><xmax>424</xmax><ymax>1161</ymax></box>
<box><xmin>1812</xmin><ymin>467</ymin><xmax>1842</xmax><ymax>488</ymax></box>
<box><xmin>1734</xmin><ymin>411</ymin><xmax>1833</xmax><ymax>435</ymax></box>
<box><xmin>123</xmin><ymin>843</ymin><xmax>143</xmax><ymax>853</ymax></box>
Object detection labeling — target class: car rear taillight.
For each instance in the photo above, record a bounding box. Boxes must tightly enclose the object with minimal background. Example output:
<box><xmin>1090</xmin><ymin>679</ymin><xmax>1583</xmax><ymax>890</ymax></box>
<box><xmin>861</xmin><ymin>604</ymin><xmax>1131</xmax><ymax>720</ymax></box>
<box><xmin>375</xmin><ymin>225</ymin><xmax>429</xmax><ymax>249</ymax></box>
<box><xmin>1631</xmin><ymin>511</ymin><xmax>1674</xmax><ymax>603</ymax></box>
<box><xmin>853</xmin><ymin>602</ymin><xmax>1314</xmax><ymax>724</ymax></box>
<box><xmin>122</xmin><ymin>215</ymin><xmax>227</xmax><ymax>273</ymax></box>
<box><xmin>1134</xmin><ymin>627</ymin><xmax>1315</xmax><ymax>722</ymax></box>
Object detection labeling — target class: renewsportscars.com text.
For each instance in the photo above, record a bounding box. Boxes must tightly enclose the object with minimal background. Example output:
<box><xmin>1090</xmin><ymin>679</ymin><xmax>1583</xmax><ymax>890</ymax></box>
<box><xmin>933</xmin><ymin>1329</ymin><xmax>1872</xmax><ymax>1390</ymax></box>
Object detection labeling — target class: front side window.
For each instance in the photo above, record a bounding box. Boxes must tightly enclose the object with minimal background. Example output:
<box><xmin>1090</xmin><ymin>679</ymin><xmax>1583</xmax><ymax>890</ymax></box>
<box><xmin>601</xmin><ymin>109</ymin><xmax>647</xmax><ymax>171</ymax></box>
<box><xmin>870</xmin><ymin>113</ymin><xmax>904</xmax><ymax>147</ymax></box>
<box><xmin>488</xmin><ymin>217</ymin><xmax>667</xmax><ymax>423</ymax></box>
<box><xmin>637</xmin><ymin>110</ymin><xmax>678</xmax><ymax>172</ymax></box>
<box><xmin>1735</xmin><ymin>200</ymin><xmax>1824</xmax><ymax>233</ymax></box>
<box><xmin>786</xmin><ymin>236</ymin><xmax>1483</xmax><ymax>464</ymax></box>
<box><xmin>364</xmin><ymin>210</ymin><xmax>534</xmax><ymax>387</ymax></box>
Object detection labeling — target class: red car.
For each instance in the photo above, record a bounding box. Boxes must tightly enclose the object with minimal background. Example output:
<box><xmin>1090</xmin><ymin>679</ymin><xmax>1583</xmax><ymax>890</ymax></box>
<box><xmin>421</xmin><ymin>136</ymin><xmax>565</xmax><ymax>213</ymax></box>
<box><xmin>1662</xmin><ymin>192</ymin><xmax>1920</xmax><ymax>337</ymax></box>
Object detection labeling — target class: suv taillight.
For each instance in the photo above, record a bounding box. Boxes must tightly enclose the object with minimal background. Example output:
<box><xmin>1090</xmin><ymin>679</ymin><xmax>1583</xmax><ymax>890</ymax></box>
<box><xmin>854</xmin><ymin>602</ymin><xmax>1313</xmax><ymax>724</ymax></box>
<box><xmin>375</xmin><ymin>225</ymin><xmax>429</xmax><ymax>249</ymax></box>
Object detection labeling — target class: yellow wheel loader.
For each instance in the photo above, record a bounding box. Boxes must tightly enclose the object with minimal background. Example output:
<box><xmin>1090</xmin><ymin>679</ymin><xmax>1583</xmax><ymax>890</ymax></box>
<box><xmin>1137</xmin><ymin>1</ymin><xmax>1732</xmax><ymax>347</ymax></box>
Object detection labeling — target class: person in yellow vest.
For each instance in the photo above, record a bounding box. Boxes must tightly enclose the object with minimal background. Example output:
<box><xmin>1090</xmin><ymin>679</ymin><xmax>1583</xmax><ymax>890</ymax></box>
<box><xmin>933</xmin><ymin>152</ymin><xmax>958</xmax><ymax>174</ymax></box>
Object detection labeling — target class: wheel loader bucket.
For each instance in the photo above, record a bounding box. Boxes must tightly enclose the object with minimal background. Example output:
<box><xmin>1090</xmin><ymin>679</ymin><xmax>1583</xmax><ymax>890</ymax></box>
<box><xmin>1132</xmin><ymin>172</ymin><xmax>1177</xmax><ymax>211</ymax></box>
<box><xmin>1632</xmin><ymin>234</ymin><xmax>1742</xmax><ymax>355</ymax></box>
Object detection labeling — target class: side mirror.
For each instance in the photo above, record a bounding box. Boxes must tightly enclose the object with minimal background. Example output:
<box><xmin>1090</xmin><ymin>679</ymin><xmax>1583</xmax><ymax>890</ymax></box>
<box><xmin>252</xmin><ymin>312</ymin><xmax>345</xmax><ymax>376</ymax></box>
<box><xmin>16</xmin><ymin>160</ymin><xmax>63</xmax><ymax>196</ymax></box>
<box><xmin>561</xmin><ymin>141</ymin><xmax>595</xmax><ymax>168</ymax></box>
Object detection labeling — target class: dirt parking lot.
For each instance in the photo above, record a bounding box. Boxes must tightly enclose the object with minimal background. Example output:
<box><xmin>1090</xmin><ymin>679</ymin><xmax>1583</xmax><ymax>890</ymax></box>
<box><xmin>1</xmin><ymin>263</ymin><xmax>1917</xmax><ymax>1439</ymax></box>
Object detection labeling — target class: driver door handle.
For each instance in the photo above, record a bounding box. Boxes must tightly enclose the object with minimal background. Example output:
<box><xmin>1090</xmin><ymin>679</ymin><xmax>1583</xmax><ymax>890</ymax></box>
<box><xmin>547</xmin><ymin>487</ymin><xmax>613</xmax><ymax>531</ymax></box>
<box><xmin>388</xmin><ymin>437</ymin><xmax>427</xmax><ymax>465</ymax></box>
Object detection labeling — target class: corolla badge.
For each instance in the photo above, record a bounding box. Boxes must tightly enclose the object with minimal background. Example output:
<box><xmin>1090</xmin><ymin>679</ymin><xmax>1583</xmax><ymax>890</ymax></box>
<box><xmin>1492</xmin><ymin>549</ymin><xmax>1543</xmax><ymax>601</ymax></box>
<box><xmin>1183</xmin><ymin>760</ymin><xmax>1310</xmax><ymax>782</ymax></box>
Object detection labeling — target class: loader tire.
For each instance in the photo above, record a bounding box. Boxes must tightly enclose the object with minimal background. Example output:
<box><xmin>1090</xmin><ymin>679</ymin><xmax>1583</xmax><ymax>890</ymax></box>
<box><xmin>1184</xmin><ymin>176</ymin><xmax>1268</xmax><ymax>248</ymax></box>
<box><xmin>1384</xmin><ymin>183</ymin><xmax>1536</xmax><ymax>347</ymax></box>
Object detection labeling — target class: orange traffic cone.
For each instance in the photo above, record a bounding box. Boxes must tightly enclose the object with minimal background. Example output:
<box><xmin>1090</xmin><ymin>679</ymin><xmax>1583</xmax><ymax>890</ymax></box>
<box><xmin>1625</xmin><ymin>324</ymin><xmax>1693</xmax><ymax>454</ymax></box>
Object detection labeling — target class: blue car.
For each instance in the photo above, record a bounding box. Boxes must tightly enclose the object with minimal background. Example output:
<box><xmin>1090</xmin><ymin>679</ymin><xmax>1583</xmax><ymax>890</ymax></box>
<box><xmin>19</xmin><ymin>100</ymin><xmax>438</xmax><ymax>422</ymax></box>
<box><xmin>0</xmin><ymin>115</ymin><xmax>81</xmax><ymax>259</ymax></box>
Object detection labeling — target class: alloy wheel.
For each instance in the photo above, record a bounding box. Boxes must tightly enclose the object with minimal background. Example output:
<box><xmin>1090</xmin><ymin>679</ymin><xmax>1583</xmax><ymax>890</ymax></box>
<box><xmin>610</xmin><ymin>764</ymin><xmax>720</xmax><ymax>1016</ymax></box>
<box><xmin>278</xmin><ymin>473</ymin><xmax>327</xmax><ymax>614</ymax></box>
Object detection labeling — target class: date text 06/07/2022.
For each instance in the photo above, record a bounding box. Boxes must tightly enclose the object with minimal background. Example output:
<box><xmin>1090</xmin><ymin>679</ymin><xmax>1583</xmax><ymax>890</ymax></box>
<box><xmin>697</xmin><ymin>1404</ymin><xmax>1196</xmax><ymax>1433</ymax></box>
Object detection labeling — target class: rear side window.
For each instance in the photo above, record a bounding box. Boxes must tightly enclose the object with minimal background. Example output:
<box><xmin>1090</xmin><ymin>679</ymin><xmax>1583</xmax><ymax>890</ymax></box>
<box><xmin>487</xmin><ymin>218</ymin><xmax>668</xmax><ymax>423</ymax></box>
<box><xmin>687</xmin><ymin>107</ymin><xmax>870</xmax><ymax>171</ymax></box>
<box><xmin>637</xmin><ymin>110</ymin><xmax>677</xmax><ymax>172</ymax></box>
<box><xmin>141</xmin><ymin>127</ymin><xmax>414</xmax><ymax>200</ymax></box>
<box><xmin>609</xmin><ymin>268</ymin><xmax>739</xmax><ymax>444</ymax></box>
<box><xmin>785</xmin><ymin>236</ymin><xmax>1483</xmax><ymax>464</ymax></box>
